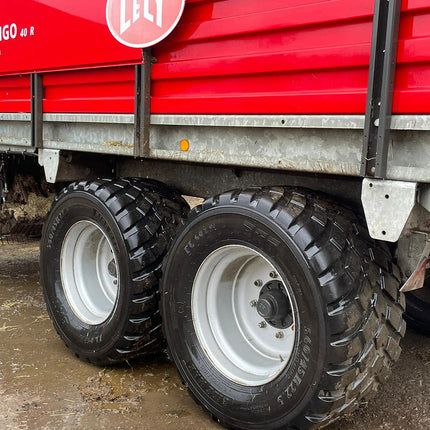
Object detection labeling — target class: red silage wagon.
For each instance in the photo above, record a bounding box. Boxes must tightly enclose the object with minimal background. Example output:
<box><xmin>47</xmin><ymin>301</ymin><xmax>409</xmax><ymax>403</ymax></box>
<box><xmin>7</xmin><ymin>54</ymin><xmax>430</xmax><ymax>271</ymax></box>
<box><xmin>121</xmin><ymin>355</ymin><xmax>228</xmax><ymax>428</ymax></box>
<box><xmin>1</xmin><ymin>1</ymin><xmax>429</xmax><ymax>429</ymax></box>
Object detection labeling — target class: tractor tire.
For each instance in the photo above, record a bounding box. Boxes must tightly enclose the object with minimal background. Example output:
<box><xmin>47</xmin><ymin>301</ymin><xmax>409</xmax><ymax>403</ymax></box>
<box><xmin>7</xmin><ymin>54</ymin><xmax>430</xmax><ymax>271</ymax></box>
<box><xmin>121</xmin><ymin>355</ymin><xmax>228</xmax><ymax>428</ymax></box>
<box><xmin>161</xmin><ymin>187</ymin><xmax>405</xmax><ymax>430</ymax></box>
<box><xmin>40</xmin><ymin>178</ymin><xmax>189</xmax><ymax>365</ymax></box>
<box><xmin>405</xmin><ymin>274</ymin><xmax>430</xmax><ymax>335</ymax></box>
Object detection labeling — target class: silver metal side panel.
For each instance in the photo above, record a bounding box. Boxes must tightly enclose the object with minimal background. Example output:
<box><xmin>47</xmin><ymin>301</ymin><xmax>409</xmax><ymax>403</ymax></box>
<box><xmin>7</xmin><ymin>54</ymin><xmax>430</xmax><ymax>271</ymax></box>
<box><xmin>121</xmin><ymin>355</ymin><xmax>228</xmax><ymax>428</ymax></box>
<box><xmin>0</xmin><ymin>113</ymin><xmax>32</xmax><ymax>152</ymax></box>
<box><xmin>1</xmin><ymin>113</ymin><xmax>430</xmax><ymax>182</ymax></box>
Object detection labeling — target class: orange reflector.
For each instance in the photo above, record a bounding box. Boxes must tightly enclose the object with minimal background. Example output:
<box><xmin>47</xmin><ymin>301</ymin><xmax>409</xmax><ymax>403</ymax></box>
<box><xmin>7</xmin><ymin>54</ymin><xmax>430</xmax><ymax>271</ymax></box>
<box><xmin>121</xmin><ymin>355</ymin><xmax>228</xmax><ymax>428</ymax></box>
<box><xmin>180</xmin><ymin>139</ymin><xmax>190</xmax><ymax>152</ymax></box>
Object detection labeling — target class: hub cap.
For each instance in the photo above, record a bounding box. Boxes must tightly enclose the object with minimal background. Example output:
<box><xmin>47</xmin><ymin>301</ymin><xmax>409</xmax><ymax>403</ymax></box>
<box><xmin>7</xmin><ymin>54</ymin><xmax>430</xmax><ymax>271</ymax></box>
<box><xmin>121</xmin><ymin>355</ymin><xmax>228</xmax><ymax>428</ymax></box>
<box><xmin>257</xmin><ymin>281</ymin><xmax>293</xmax><ymax>329</ymax></box>
<box><xmin>192</xmin><ymin>245</ymin><xmax>296</xmax><ymax>386</ymax></box>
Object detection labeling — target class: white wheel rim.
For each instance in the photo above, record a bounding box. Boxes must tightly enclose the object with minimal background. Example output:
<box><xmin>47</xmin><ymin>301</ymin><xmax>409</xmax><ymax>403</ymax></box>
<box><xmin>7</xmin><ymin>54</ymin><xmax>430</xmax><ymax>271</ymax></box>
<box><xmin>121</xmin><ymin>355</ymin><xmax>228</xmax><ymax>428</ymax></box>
<box><xmin>60</xmin><ymin>220</ymin><xmax>119</xmax><ymax>325</ymax></box>
<box><xmin>192</xmin><ymin>245</ymin><xmax>296</xmax><ymax>386</ymax></box>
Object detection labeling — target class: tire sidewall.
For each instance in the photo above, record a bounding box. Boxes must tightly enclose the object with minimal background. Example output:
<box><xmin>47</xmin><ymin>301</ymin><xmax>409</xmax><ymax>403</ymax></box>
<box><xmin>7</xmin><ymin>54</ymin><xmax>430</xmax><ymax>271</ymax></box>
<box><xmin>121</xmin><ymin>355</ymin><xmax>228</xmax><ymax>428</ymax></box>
<box><xmin>41</xmin><ymin>191</ymin><xmax>131</xmax><ymax>358</ymax></box>
<box><xmin>162</xmin><ymin>206</ymin><xmax>327</xmax><ymax>428</ymax></box>
<box><xmin>405</xmin><ymin>289</ymin><xmax>430</xmax><ymax>334</ymax></box>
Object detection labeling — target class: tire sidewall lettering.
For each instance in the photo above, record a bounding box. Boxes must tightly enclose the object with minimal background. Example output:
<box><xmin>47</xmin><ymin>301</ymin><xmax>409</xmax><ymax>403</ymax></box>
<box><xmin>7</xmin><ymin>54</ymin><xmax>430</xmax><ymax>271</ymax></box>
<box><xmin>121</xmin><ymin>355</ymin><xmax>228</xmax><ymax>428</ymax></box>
<box><xmin>183</xmin><ymin>222</ymin><xmax>216</xmax><ymax>256</ymax></box>
<box><xmin>45</xmin><ymin>207</ymin><xmax>66</xmax><ymax>249</ymax></box>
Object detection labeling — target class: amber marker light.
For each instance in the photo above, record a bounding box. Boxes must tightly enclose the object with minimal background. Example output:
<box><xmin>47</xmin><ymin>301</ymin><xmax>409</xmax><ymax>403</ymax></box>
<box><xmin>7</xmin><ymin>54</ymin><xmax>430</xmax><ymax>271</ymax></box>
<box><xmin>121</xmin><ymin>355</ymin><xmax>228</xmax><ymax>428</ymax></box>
<box><xmin>180</xmin><ymin>139</ymin><xmax>190</xmax><ymax>152</ymax></box>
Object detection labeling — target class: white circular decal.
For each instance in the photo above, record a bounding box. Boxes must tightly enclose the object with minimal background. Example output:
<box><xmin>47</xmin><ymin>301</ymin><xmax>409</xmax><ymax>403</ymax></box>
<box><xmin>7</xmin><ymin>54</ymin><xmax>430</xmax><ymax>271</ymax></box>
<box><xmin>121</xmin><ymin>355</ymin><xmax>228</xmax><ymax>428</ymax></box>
<box><xmin>106</xmin><ymin>0</ymin><xmax>185</xmax><ymax>48</ymax></box>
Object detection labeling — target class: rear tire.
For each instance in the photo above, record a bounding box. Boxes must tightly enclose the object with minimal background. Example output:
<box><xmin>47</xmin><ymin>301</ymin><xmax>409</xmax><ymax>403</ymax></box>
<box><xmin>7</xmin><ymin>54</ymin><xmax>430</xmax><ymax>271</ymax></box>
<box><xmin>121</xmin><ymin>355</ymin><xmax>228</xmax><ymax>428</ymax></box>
<box><xmin>405</xmin><ymin>272</ymin><xmax>430</xmax><ymax>334</ymax></box>
<box><xmin>161</xmin><ymin>187</ymin><xmax>406</xmax><ymax>429</ymax></box>
<box><xmin>40</xmin><ymin>178</ymin><xmax>189</xmax><ymax>365</ymax></box>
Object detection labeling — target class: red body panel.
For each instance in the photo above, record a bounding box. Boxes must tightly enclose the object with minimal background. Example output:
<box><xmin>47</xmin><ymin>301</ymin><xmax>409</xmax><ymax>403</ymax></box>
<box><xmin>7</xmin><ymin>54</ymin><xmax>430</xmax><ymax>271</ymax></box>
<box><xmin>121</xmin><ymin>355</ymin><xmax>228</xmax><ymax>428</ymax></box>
<box><xmin>43</xmin><ymin>67</ymin><xmax>136</xmax><ymax>114</ymax></box>
<box><xmin>0</xmin><ymin>0</ymin><xmax>141</xmax><ymax>74</ymax></box>
<box><xmin>0</xmin><ymin>75</ymin><xmax>31</xmax><ymax>112</ymax></box>
<box><xmin>0</xmin><ymin>0</ymin><xmax>429</xmax><ymax>114</ymax></box>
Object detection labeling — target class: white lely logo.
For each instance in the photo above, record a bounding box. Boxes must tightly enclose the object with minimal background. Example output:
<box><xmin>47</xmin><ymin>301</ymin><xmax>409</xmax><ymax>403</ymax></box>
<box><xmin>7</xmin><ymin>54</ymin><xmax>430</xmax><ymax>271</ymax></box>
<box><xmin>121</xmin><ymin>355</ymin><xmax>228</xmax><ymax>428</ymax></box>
<box><xmin>120</xmin><ymin>0</ymin><xmax>163</xmax><ymax>34</ymax></box>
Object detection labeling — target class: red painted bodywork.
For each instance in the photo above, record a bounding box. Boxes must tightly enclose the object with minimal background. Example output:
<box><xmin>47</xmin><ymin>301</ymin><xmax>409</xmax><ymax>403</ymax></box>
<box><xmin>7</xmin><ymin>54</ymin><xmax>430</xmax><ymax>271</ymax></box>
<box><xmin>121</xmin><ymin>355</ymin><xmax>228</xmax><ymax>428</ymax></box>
<box><xmin>0</xmin><ymin>0</ymin><xmax>429</xmax><ymax>115</ymax></box>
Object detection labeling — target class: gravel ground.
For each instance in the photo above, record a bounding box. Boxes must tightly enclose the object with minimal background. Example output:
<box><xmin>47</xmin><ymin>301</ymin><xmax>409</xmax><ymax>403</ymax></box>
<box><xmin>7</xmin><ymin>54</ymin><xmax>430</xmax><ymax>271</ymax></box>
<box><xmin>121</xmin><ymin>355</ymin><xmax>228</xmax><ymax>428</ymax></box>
<box><xmin>0</xmin><ymin>240</ymin><xmax>429</xmax><ymax>430</ymax></box>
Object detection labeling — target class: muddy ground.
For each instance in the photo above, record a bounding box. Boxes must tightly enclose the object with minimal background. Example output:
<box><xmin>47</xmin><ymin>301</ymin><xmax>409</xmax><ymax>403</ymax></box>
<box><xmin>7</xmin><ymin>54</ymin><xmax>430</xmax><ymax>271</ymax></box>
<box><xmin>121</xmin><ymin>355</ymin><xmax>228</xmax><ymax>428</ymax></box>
<box><xmin>0</xmin><ymin>240</ymin><xmax>429</xmax><ymax>430</ymax></box>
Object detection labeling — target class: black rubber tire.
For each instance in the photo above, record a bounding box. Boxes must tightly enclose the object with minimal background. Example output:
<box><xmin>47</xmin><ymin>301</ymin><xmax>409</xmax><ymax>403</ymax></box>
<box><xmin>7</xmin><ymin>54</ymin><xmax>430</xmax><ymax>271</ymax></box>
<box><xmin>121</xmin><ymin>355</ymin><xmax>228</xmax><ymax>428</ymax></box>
<box><xmin>40</xmin><ymin>178</ymin><xmax>189</xmax><ymax>365</ymax></box>
<box><xmin>161</xmin><ymin>187</ymin><xmax>406</xmax><ymax>430</ymax></box>
<box><xmin>405</xmin><ymin>273</ymin><xmax>430</xmax><ymax>334</ymax></box>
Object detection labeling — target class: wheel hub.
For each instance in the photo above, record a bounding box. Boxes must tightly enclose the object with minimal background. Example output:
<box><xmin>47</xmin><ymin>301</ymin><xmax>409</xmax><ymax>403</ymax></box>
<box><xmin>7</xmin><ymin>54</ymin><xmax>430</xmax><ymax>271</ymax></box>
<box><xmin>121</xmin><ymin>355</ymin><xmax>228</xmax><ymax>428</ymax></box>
<box><xmin>257</xmin><ymin>281</ymin><xmax>293</xmax><ymax>329</ymax></box>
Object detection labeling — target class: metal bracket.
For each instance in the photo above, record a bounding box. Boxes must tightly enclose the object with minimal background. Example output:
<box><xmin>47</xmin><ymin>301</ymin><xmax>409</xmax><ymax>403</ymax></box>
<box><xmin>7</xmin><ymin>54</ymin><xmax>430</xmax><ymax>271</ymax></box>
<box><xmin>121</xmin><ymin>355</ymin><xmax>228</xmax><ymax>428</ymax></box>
<box><xmin>361</xmin><ymin>178</ymin><xmax>417</xmax><ymax>242</ymax></box>
<box><xmin>134</xmin><ymin>49</ymin><xmax>152</xmax><ymax>158</ymax></box>
<box><xmin>31</xmin><ymin>73</ymin><xmax>43</xmax><ymax>149</ymax></box>
<box><xmin>38</xmin><ymin>149</ymin><xmax>60</xmax><ymax>183</ymax></box>
<box><xmin>361</xmin><ymin>0</ymin><xmax>401</xmax><ymax>178</ymax></box>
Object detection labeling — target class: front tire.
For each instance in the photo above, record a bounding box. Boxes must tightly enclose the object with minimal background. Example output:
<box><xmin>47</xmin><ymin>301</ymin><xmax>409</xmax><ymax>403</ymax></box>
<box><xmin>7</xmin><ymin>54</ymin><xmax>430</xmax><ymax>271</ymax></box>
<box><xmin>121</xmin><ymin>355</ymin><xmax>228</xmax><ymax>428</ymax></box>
<box><xmin>161</xmin><ymin>187</ymin><xmax>406</xmax><ymax>429</ymax></box>
<box><xmin>40</xmin><ymin>178</ymin><xmax>188</xmax><ymax>364</ymax></box>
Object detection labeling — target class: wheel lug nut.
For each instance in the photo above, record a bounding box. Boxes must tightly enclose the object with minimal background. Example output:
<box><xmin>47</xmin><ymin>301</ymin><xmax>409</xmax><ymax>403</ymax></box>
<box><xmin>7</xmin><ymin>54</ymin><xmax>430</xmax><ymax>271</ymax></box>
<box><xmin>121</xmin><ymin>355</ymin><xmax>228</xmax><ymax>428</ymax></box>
<box><xmin>275</xmin><ymin>331</ymin><xmax>284</xmax><ymax>339</ymax></box>
<box><xmin>254</xmin><ymin>279</ymin><xmax>263</xmax><ymax>287</ymax></box>
<box><xmin>113</xmin><ymin>280</ymin><xmax>117</xmax><ymax>285</ymax></box>
<box><xmin>269</xmin><ymin>271</ymin><xmax>278</xmax><ymax>279</ymax></box>
<box><xmin>258</xmin><ymin>321</ymin><xmax>267</xmax><ymax>328</ymax></box>
<box><xmin>250</xmin><ymin>300</ymin><xmax>257</xmax><ymax>307</ymax></box>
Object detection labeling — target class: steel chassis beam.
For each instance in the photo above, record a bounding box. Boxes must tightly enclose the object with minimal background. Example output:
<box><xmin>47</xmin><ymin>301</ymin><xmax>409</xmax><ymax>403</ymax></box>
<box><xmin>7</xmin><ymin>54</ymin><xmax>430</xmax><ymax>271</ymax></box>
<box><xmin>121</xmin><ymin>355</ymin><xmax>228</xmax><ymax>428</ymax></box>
<box><xmin>361</xmin><ymin>0</ymin><xmax>401</xmax><ymax>178</ymax></box>
<box><xmin>31</xmin><ymin>73</ymin><xmax>43</xmax><ymax>149</ymax></box>
<box><xmin>134</xmin><ymin>48</ymin><xmax>152</xmax><ymax>158</ymax></box>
